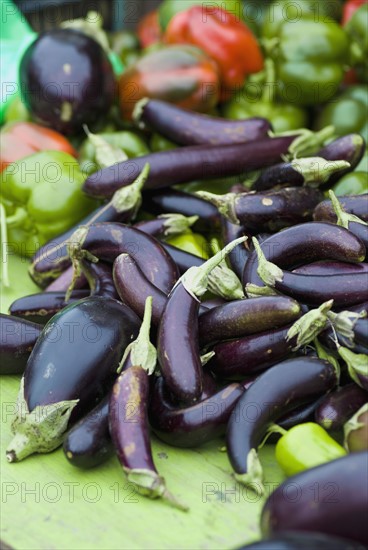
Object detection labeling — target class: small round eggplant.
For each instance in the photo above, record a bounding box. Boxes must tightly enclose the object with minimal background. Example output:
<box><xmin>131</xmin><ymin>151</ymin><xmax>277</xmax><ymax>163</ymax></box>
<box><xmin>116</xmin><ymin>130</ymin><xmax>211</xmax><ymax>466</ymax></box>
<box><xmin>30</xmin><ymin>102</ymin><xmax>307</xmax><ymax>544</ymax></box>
<box><xmin>0</xmin><ymin>314</ymin><xmax>42</xmax><ymax>375</ymax></box>
<box><xmin>261</xmin><ymin>451</ymin><xmax>368</xmax><ymax>545</ymax></box>
<box><xmin>315</xmin><ymin>384</ymin><xmax>368</xmax><ymax>431</ymax></box>
<box><xmin>6</xmin><ymin>296</ymin><xmax>141</xmax><ymax>462</ymax></box>
<box><xmin>242</xmin><ymin>222</ymin><xmax>366</xmax><ymax>287</ymax></box>
<box><xmin>134</xmin><ymin>98</ymin><xmax>272</xmax><ymax>145</ymax></box>
<box><xmin>19</xmin><ymin>29</ymin><xmax>115</xmax><ymax>134</ymax></box>
<box><xmin>226</xmin><ymin>357</ymin><xmax>338</xmax><ymax>493</ymax></box>
<box><xmin>63</xmin><ymin>395</ymin><xmax>113</xmax><ymax>469</ymax></box>
<box><xmin>237</xmin><ymin>531</ymin><xmax>368</xmax><ymax>550</ymax></box>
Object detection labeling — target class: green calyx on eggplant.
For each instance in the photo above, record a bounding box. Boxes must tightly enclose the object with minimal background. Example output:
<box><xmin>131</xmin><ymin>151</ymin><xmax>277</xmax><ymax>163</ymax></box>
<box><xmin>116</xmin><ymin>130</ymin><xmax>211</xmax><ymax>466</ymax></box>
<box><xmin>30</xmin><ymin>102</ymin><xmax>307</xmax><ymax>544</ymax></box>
<box><xmin>19</xmin><ymin>29</ymin><xmax>116</xmax><ymax>135</ymax></box>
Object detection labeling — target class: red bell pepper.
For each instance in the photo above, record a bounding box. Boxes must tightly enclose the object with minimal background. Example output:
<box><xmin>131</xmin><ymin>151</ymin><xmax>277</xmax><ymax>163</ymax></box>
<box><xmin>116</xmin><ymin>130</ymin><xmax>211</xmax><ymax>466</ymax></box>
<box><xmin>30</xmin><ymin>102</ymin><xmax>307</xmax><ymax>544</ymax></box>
<box><xmin>0</xmin><ymin>122</ymin><xmax>77</xmax><ymax>172</ymax></box>
<box><xmin>137</xmin><ymin>10</ymin><xmax>162</xmax><ymax>49</ymax></box>
<box><xmin>342</xmin><ymin>0</ymin><xmax>367</xmax><ymax>25</ymax></box>
<box><xmin>164</xmin><ymin>6</ymin><xmax>264</xmax><ymax>98</ymax></box>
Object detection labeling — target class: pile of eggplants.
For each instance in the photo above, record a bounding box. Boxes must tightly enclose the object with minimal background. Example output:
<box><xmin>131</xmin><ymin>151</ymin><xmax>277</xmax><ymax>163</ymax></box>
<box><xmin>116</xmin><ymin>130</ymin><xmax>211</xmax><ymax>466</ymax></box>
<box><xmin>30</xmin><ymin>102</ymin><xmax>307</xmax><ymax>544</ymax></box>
<box><xmin>2</xmin><ymin>100</ymin><xmax>368</xmax><ymax>542</ymax></box>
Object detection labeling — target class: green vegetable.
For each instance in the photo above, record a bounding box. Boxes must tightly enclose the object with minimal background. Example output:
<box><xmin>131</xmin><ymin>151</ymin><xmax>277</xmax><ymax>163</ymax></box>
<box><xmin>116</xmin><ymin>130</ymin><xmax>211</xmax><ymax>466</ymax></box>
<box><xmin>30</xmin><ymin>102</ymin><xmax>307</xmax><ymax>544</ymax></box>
<box><xmin>0</xmin><ymin>151</ymin><xmax>98</xmax><ymax>257</ymax></box>
<box><xmin>275</xmin><ymin>422</ymin><xmax>347</xmax><ymax>477</ymax></box>
<box><xmin>333</xmin><ymin>172</ymin><xmax>368</xmax><ymax>195</ymax></box>
<box><xmin>158</xmin><ymin>0</ymin><xmax>243</xmax><ymax>30</ymax></box>
<box><xmin>167</xmin><ymin>230</ymin><xmax>209</xmax><ymax>259</ymax></box>
<box><xmin>315</xmin><ymin>85</ymin><xmax>368</xmax><ymax>142</ymax></box>
<box><xmin>346</xmin><ymin>3</ymin><xmax>368</xmax><ymax>83</ymax></box>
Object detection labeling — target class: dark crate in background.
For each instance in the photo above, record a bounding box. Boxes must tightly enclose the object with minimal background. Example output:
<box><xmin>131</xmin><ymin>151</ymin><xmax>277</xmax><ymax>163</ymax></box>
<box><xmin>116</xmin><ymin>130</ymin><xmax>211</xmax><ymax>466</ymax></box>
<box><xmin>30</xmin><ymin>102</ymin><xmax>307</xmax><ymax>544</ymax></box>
<box><xmin>14</xmin><ymin>0</ymin><xmax>162</xmax><ymax>32</ymax></box>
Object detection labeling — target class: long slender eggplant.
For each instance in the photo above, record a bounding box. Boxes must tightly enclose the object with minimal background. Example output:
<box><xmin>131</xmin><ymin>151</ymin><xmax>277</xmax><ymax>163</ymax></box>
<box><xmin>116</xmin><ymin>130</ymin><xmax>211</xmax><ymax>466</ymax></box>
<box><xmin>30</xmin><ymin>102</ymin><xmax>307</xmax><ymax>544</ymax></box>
<box><xmin>198</xmin><ymin>296</ymin><xmax>301</xmax><ymax>348</ymax></box>
<box><xmin>8</xmin><ymin>290</ymin><xmax>90</xmax><ymax>324</ymax></box>
<box><xmin>260</xmin><ymin>451</ymin><xmax>368</xmax><ymax>545</ymax></box>
<box><xmin>242</xmin><ymin>222</ymin><xmax>366</xmax><ymax>287</ymax></box>
<box><xmin>252</xmin><ymin>237</ymin><xmax>368</xmax><ymax>307</ymax></box>
<box><xmin>221</xmin><ymin>214</ymin><xmax>250</xmax><ymax>279</ymax></box>
<box><xmin>82</xmin><ymin>135</ymin><xmax>298</xmax><ymax>198</ymax></box>
<box><xmin>141</xmin><ymin>188</ymin><xmax>221</xmax><ymax>234</ymax></box>
<box><xmin>162</xmin><ymin>242</ymin><xmax>204</xmax><ymax>272</ymax></box>
<box><xmin>134</xmin><ymin>98</ymin><xmax>272</xmax><ymax>145</ymax></box>
<box><xmin>314</xmin><ymin>384</ymin><xmax>368</xmax><ymax>431</ymax></box>
<box><xmin>237</xmin><ymin>532</ymin><xmax>368</xmax><ymax>550</ymax></box>
<box><xmin>198</xmin><ymin>187</ymin><xmax>323</xmax><ymax>232</ymax></box>
<box><xmin>317</xmin><ymin>133</ymin><xmax>366</xmax><ymax>186</ymax></box>
<box><xmin>314</xmin><ymin>194</ymin><xmax>368</xmax><ymax>224</ymax></box>
<box><xmin>327</xmin><ymin>190</ymin><xmax>368</xmax><ymax>251</ymax></box>
<box><xmin>293</xmin><ymin>260</ymin><xmax>368</xmax><ymax>276</ymax></box>
<box><xmin>278</xmin><ymin>398</ymin><xmax>324</xmax><ymax>431</ymax></box>
<box><xmin>63</xmin><ymin>394</ymin><xmax>113</xmax><ymax>469</ymax></box>
<box><xmin>149</xmin><ymin>378</ymin><xmax>248</xmax><ymax>448</ymax></box>
<box><xmin>226</xmin><ymin>357</ymin><xmax>338</xmax><ymax>493</ymax></box>
<box><xmin>29</xmin><ymin>222</ymin><xmax>179</xmax><ymax>292</ymax></box>
<box><xmin>134</xmin><ymin>213</ymin><xmax>198</xmax><ymax>239</ymax></box>
<box><xmin>344</xmin><ymin>403</ymin><xmax>368</xmax><ymax>452</ymax></box>
<box><xmin>6</xmin><ymin>296</ymin><xmax>141</xmax><ymax>462</ymax></box>
<box><xmin>252</xmin><ymin>156</ymin><xmax>350</xmax><ymax>192</ymax></box>
<box><xmin>45</xmin><ymin>266</ymin><xmax>87</xmax><ymax>292</ymax></box>
<box><xmin>30</xmin><ymin>164</ymin><xmax>150</xmax><ymax>285</ymax></box>
<box><xmin>0</xmin><ymin>314</ymin><xmax>42</xmax><ymax>375</ymax></box>
<box><xmin>157</xmin><ymin>238</ymin><xmax>246</xmax><ymax>403</ymax></box>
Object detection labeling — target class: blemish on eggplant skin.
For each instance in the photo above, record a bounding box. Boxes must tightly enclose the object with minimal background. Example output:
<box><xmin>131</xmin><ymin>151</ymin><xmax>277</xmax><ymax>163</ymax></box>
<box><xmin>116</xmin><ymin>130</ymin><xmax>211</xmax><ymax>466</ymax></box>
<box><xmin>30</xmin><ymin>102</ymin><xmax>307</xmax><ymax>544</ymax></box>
<box><xmin>124</xmin><ymin>442</ymin><xmax>136</xmax><ymax>457</ymax></box>
<box><xmin>262</xmin><ymin>198</ymin><xmax>273</xmax><ymax>206</ymax></box>
<box><xmin>66</xmin><ymin>451</ymin><xmax>73</xmax><ymax>459</ymax></box>
<box><xmin>63</xmin><ymin>63</ymin><xmax>71</xmax><ymax>74</ymax></box>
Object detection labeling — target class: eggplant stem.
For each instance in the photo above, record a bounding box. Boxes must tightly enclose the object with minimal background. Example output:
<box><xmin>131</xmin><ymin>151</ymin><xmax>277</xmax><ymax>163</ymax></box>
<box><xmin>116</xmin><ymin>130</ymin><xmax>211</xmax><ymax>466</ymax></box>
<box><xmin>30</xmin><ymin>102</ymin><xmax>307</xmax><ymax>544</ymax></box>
<box><xmin>111</xmin><ymin>163</ymin><xmax>150</xmax><ymax>219</ymax></box>
<box><xmin>291</xmin><ymin>157</ymin><xmax>350</xmax><ymax>186</ymax></box>
<box><xmin>195</xmin><ymin>191</ymin><xmax>239</xmax><ymax>224</ymax></box>
<box><xmin>234</xmin><ymin>449</ymin><xmax>265</xmax><ymax>496</ymax></box>
<box><xmin>252</xmin><ymin>237</ymin><xmax>283</xmax><ymax>287</ymax></box>
<box><xmin>286</xmin><ymin>300</ymin><xmax>333</xmax><ymax>351</ymax></box>
<box><xmin>159</xmin><ymin>213</ymin><xmax>199</xmax><ymax>237</ymax></box>
<box><xmin>328</xmin><ymin>190</ymin><xmax>368</xmax><ymax>229</ymax></box>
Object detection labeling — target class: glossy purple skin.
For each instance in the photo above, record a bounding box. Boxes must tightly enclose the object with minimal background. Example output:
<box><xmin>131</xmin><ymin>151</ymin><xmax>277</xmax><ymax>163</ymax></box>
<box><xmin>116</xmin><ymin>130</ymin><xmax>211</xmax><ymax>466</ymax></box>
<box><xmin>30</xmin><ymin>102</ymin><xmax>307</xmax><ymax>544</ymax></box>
<box><xmin>273</xmin><ymin>270</ymin><xmax>368</xmax><ymax>307</ymax></box>
<box><xmin>226</xmin><ymin>357</ymin><xmax>338</xmax><ymax>476</ymax></box>
<box><xmin>149</xmin><ymin>378</ymin><xmax>247</xmax><ymax>448</ymax></box>
<box><xmin>293</xmin><ymin>260</ymin><xmax>368</xmax><ymax>276</ymax></box>
<box><xmin>29</xmin><ymin>223</ymin><xmax>179</xmax><ymax>294</ymax></box>
<box><xmin>24</xmin><ymin>297</ymin><xmax>141</xmax><ymax>421</ymax></box>
<box><xmin>252</xmin><ymin>161</ymin><xmax>305</xmax><ymax>191</ymax></box>
<box><xmin>317</xmin><ymin>134</ymin><xmax>366</xmax><ymax>186</ymax></box>
<box><xmin>63</xmin><ymin>395</ymin><xmax>113</xmax><ymax>469</ymax></box>
<box><xmin>353</xmin><ymin>318</ymin><xmax>368</xmax><ymax>348</ymax></box>
<box><xmin>45</xmin><ymin>266</ymin><xmax>87</xmax><ymax>292</ymax></box>
<box><xmin>8</xmin><ymin>290</ymin><xmax>89</xmax><ymax>324</ymax></box>
<box><xmin>19</xmin><ymin>29</ymin><xmax>115</xmax><ymax>134</ymax></box>
<box><xmin>198</xmin><ymin>297</ymin><xmax>301</xmax><ymax>348</ymax></box>
<box><xmin>82</xmin><ymin>135</ymin><xmax>297</xmax><ymax>198</ymax></box>
<box><xmin>315</xmin><ymin>384</ymin><xmax>368</xmax><ymax>431</ymax></box>
<box><xmin>314</xmin><ymin>194</ymin><xmax>368</xmax><ymax>223</ymax></box>
<box><xmin>157</xmin><ymin>282</ymin><xmax>203</xmax><ymax>403</ymax></box>
<box><xmin>142</xmin><ymin>189</ymin><xmax>221</xmax><ymax>234</ymax></box>
<box><xmin>0</xmin><ymin>314</ymin><xmax>42</xmax><ymax>375</ymax></box>
<box><xmin>109</xmin><ymin>366</ymin><xmax>155</xmax><ymax>472</ymax></box>
<box><xmin>348</xmin><ymin>222</ymin><xmax>368</xmax><ymax>251</ymax></box>
<box><xmin>161</xmin><ymin>242</ymin><xmax>204</xmax><ymax>274</ymax></box>
<box><xmin>239</xmin><ymin>531</ymin><xmax>368</xmax><ymax>550</ymax></box>
<box><xmin>261</xmin><ymin>452</ymin><xmax>368</xmax><ymax>545</ymax></box>
<box><xmin>136</xmin><ymin>99</ymin><xmax>272</xmax><ymax>146</ymax></box>
<box><xmin>242</xmin><ymin>222</ymin><xmax>366</xmax><ymax>287</ymax></box>
<box><xmin>221</xmin><ymin>217</ymin><xmax>250</xmax><ymax>279</ymax></box>
<box><xmin>79</xmin><ymin>260</ymin><xmax>118</xmax><ymax>300</ymax></box>
<box><xmin>207</xmin><ymin>325</ymin><xmax>293</xmax><ymax>380</ymax></box>
<box><xmin>232</xmin><ymin>187</ymin><xmax>323</xmax><ymax>233</ymax></box>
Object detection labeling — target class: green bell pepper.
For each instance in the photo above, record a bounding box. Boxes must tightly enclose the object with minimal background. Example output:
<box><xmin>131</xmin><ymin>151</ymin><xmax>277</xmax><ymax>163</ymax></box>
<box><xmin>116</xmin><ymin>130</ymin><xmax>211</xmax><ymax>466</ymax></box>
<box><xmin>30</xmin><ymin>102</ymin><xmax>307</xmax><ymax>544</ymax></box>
<box><xmin>0</xmin><ymin>151</ymin><xmax>98</xmax><ymax>257</ymax></box>
<box><xmin>275</xmin><ymin>422</ymin><xmax>346</xmax><ymax>477</ymax></box>
<box><xmin>315</xmin><ymin>85</ymin><xmax>368</xmax><ymax>142</ymax></box>
<box><xmin>269</xmin><ymin>15</ymin><xmax>349</xmax><ymax>105</ymax></box>
<box><xmin>346</xmin><ymin>3</ymin><xmax>368</xmax><ymax>83</ymax></box>
<box><xmin>167</xmin><ymin>230</ymin><xmax>209</xmax><ymax>259</ymax></box>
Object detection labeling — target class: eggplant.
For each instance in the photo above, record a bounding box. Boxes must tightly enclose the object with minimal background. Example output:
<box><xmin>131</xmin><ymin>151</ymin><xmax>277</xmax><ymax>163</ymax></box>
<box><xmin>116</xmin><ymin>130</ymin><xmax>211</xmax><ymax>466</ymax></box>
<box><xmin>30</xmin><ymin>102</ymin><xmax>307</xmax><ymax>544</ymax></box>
<box><xmin>317</xmin><ymin>134</ymin><xmax>366</xmax><ymax>186</ymax></box>
<box><xmin>293</xmin><ymin>261</ymin><xmax>368</xmax><ymax>276</ymax></box>
<box><xmin>198</xmin><ymin>187</ymin><xmax>323</xmax><ymax>233</ymax></box>
<box><xmin>134</xmin><ymin>213</ymin><xmax>198</xmax><ymax>239</ymax></box>
<box><xmin>226</xmin><ymin>357</ymin><xmax>338</xmax><ymax>493</ymax></box>
<box><xmin>45</xmin><ymin>265</ymin><xmax>87</xmax><ymax>292</ymax></box>
<box><xmin>63</xmin><ymin>395</ymin><xmax>113</xmax><ymax>469</ymax></box>
<box><xmin>30</xmin><ymin>222</ymin><xmax>179</xmax><ymax>293</ymax></box>
<box><xmin>221</xmin><ymin>216</ymin><xmax>250</xmax><ymax>279</ymax></box>
<box><xmin>141</xmin><ymin>188</ymin><xmax>221</xmax><ymax>235</ymax></box>
<box><xmin>82</xmin><ymin>135</ymin><xmax>298</xmax><ymax>198</ymax></box>
<box><xmin>237</xmin><ymin>532</ymin><xmax>368</xmax><ymax>550</ymax></box>
<box><xmin>161</xmin><ymin>242</ymin><xmax>204</xmax><ymax>273</ymax></box>
<box><xmin>314</xmin><ymin>194</ymin><xmax>368</xmax><ymax>224</ymax></box>
<box><xmin>315</xmin><ymin>384</ymin><xmax>368</xmax><ymax>431</ymax></box>
<box><xmin>149</xmin><ymin>378</ymin><xmax>248</xmax><ymax>448</ymax></box>
<box><xmin>0</xmin><ymin>315</ymin><xmax>42</xmax><ymax>375</ymax></box>
<box><xmin>261</xmin><ymin>451</ymin><xmax>368</xmax><ymax>545</ymax></box>
<box><xmin>198</xmin><ymin>296</ymin><xmax>301</xmax><ymax>348</ymax></box>
<box><xmin>6</xmin><ymin>296</ymin><xmax>141</xmax><ymax>462</ymax></box>
<box><xmin>242</xmin><ymin>222</ymin><xmax>366</xmax><ymax>287</ymax></box>
<box><xmin>19</xmin><ymin>29</ymin><xmax>115</xmax><ymax>134</ymax></box>
<box><xmin>134</xmin><ymin>98</ymin><xmax>272</xmax><ymax>145</ymax></box>
<box><xmin>344</xmin><ymin>403</ymin><xmax>368</xmax><ymax>452</ymax></box>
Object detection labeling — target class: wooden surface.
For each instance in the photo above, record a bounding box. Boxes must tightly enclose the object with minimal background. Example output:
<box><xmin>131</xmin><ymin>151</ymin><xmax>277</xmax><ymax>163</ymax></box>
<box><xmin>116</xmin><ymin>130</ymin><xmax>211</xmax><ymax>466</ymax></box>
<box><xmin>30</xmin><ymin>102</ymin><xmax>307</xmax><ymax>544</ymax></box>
<box><xmin>0</xmin><ymin>256</ymin><xmax>285</xmax><ymax>550</ymax></box>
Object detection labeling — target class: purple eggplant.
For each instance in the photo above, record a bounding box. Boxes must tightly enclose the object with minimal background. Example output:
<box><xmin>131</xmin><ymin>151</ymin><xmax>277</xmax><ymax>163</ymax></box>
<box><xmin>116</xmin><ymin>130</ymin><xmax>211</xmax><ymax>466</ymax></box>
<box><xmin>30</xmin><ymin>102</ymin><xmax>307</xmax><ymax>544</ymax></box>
<box><xmin>293</xmin><ymin>260</ymin><xmax>368</xmax><ymax>276</ymax></box>
<box><xmin>19</xmin><ymin>29</ymin><xmax>115</xmax><ymax>134</ymax></box>
<box><xmin>45</xmin><ymin>266</ymin><xmax>87</xmax><ymax>292</ymax></box>
<box><xmin>261</xmin><ymin>451</ymin><xmax>368</xmax><ymax>545</ymax></box>
<box><xmin>134</xmin><ymin>213</ymin><xmax>198</xmax><ymax>239</ymax></box>
<box><xmin>314</xmin><ymin>194</ymin><xmax>368</xmax><ymax>224</ymax></box>
<box><xmin>0</xmin><ymin>315</ymin><xmax>42</xmax><ymax>375</ymax></box>
<box><xmin>315</xmin><ymin>384</ymin><xmax>368</xmax><ymax>431</ymax></box>
<box><xmin>141</xmin><ymin>188</ymin><xmax>221</xmax><ymax>234</ymax></box>
<box><xmin>149</xmin><ymin>378</ymin><xmax>248</xmax><ymax>448</ymax></box>
<box><xmin>221</xmin><ymin>216</ymin><xmax>250</xmax><ymax>279</ymax></box>
<box><xmin>344</xmin><ymin>404</ymin><xmax>368</xmax><ymax>452</ymax></box>
<box><xmin>317</xmin><ymin>133</ymin><xmax>366</xmax><ymax>186</ymax></box>
<box><xmin>198</xmin><ymin>187</ymin><xmax>323</xmax><ymax>233</ymax></box>
<box><xmin>6</xmin><ymin>296</ymin><xmax>141</xmax><ymax>462</ymax></box>
<box><xmin>134</xmin><ymin>98</ymin><xmax>272</xmax><ymax>145</ymax></box>
<box><xmin>82</xmin><ymin>135</ymin><xmax>298</xmax><ymax>198</ymax></box>
<box><xmin>242</xmin><ymin>222</ymin><xmax>366</xmax><ymax>287</ymax></box>
<box><xmin>161</xmin><ymin>242</ymin><xmax>204</xmax><ymax>273</ymax></box>
<box><xmin>226</xmin><ymin>356</ymin><xmax>338</xmax><ymax>493</ymax></box>
<box><xmin>237</xmin><ymin>532</ymin><xmax>368</xmax><ymax>550</ymax></box>
<box><xmin>63</xmin><ymin>395</ymin><xmax>113</xmax><ymax>469</ymax></box>
<box><xmin>30</xmin><ymin>222</ymin><xmax>179</xmax><ymax>293</ymax></box>
<box><xmin>198</xmin><ymin>296</ymin><xmax>301</xmax><ymax>348</ymax></box>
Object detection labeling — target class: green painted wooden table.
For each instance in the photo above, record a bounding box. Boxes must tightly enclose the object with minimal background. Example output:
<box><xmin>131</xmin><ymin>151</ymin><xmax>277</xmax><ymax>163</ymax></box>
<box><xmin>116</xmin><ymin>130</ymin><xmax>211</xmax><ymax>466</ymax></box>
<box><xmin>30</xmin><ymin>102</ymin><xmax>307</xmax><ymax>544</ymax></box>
<box><xmin>0</xmin><ymin>256</ymin><xmax>285</xmax><ymax>550</ymax></box>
